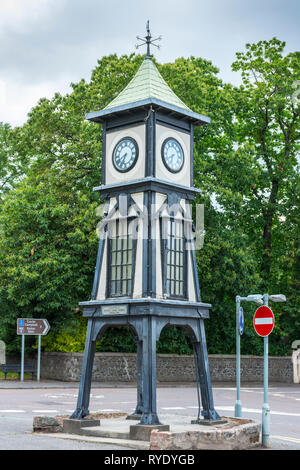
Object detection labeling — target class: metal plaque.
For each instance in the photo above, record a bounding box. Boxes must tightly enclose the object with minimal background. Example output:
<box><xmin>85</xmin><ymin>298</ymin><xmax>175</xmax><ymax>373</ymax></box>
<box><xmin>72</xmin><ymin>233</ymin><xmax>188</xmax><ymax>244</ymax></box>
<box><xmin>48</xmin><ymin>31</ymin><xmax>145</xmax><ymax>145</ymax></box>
<box><xmin>102</xmin><ymin>305</ymin><xmax>128</xmax><ymax>315</ymax></box>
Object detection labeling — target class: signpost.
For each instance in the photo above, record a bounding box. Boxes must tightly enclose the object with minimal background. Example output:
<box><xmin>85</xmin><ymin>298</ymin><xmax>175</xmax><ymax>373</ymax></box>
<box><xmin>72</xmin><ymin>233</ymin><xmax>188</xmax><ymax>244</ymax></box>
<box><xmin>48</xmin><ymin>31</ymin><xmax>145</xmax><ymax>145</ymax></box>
<box><xmin>248</xmin><ymin>293</ymin><xmax>286</xmax><ymax>448</ymax></box>
<box><xmin>17</xmin><ymin>319</ymin><xmax>50</xmax><ymax>382</ymax></box>
<box><xmin>235</xmin><ymin>294</ymin><xmax>263</xmax><ymax>418</ymax></box>
<box><xmin>253</xmin><ymin>301</ymin><xmax>274</xmax><ymax>448</ymax></box>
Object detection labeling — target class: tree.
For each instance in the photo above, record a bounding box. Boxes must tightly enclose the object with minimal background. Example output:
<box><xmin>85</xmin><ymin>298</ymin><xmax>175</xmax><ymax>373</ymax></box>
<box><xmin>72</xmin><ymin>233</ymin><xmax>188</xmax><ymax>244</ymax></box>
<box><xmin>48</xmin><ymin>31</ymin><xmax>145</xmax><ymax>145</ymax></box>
<box><xmin>231</xmin><ymin>38</ymin><xmax>300</xmax><ymax>283</ymax></box>
<box><xmin>0</xmin><ymin>122</ymin><xmax>31</xmax><ymax>197</ymax></box>
<box><xmin>196</xmin><ymin>38</ymin><xmax>300</xmax><ymax>354</ymax></box>
<box><xmin>0</xmin><ymin>170</ymin><xmax>99</xmax><ymax>354</ymax></box>
<box><xmin>0</xmin><ymin>55</ymin><xmax>151</xmax><ymax>354</ymax></box>
<box><xmin>0</xmin><ymin>45</ymin><xmax>298</xmax><ymax>356</ymax></box>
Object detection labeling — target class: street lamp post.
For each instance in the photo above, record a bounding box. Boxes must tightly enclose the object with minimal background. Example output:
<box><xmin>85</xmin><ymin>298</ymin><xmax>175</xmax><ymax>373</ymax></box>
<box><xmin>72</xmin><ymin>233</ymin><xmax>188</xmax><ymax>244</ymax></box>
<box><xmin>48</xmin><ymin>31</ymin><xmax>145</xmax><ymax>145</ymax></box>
<box><xmin>235</xmin><ymin>294</ymin><xmax>263</xmax><ymax>418</ymax></box>
<box><xmin>235</xmin><ymin>295</ymin><xmax>242</xmax><ymax>418</ymax></box>
<box><xmin>235</xmin><ymin>292</ymin><xmax>286</xmax><ymax>444</ymax></box>
<box><xmin>261</xmin><ymin>293</ymin><xmax>270</xmax><ymax>448</ymax></box>
<box><xmin>261</xmin><ymin>293</ymin><xmax>286</xmax><ymax>448</ymax></box>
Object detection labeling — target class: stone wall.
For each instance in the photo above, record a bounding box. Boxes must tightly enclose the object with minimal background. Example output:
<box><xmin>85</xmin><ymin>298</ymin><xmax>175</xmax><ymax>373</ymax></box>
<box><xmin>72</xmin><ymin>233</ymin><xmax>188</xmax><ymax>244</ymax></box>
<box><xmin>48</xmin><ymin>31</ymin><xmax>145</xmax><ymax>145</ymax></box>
<box><xmin>40</xmin><ymin>352</ymin><xmax>294</xmax><ymax>383</ymax></box>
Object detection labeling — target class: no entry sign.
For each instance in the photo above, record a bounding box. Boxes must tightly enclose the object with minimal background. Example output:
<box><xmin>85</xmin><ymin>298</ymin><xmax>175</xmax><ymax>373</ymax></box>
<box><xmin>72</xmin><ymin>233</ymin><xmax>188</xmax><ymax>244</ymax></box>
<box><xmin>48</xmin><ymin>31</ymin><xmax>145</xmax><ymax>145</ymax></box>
<box><xmin>253</xmin><ymin>306</ymin><xmax>275</xmax><ymax>337</ymax></box>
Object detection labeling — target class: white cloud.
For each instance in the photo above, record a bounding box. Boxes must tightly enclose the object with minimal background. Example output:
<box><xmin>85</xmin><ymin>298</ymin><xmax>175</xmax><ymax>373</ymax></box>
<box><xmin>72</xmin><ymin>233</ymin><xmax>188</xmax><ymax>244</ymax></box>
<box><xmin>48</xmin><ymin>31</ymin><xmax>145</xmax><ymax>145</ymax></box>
<box><xmin>0</xmin><ymin>1</ymin><xmax>61</xmax><ymax>29</ymax></box>
<box><xmin>0</xmin><ymin>0</ymin><xmax>299</xmax><ymax>127</ymax></box>
<box><xmin>0</xmin><ymin>79</ymin><xmax>72</xmax><ymax>127</ymax></box>
<box><xmin>0</xmin><ymin>80</ymin><xmax>7</xmax><ymax>112</ymax></box>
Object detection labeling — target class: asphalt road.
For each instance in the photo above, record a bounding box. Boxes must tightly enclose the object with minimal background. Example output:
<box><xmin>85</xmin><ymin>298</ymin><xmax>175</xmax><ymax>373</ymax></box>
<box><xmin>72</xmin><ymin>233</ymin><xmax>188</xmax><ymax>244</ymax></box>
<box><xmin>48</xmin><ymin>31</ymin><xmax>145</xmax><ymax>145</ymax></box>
<box><xmin>0</xmin><ymin>382</ymin><xmax>300</xmax><ymax>450</ymax></box>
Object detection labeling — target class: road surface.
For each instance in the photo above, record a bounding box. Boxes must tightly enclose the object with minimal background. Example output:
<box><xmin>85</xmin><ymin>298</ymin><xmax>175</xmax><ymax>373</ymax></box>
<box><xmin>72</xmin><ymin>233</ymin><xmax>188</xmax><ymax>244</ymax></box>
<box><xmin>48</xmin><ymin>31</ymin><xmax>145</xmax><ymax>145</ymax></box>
<box><xmin>0</xmin><ymin>382</ymin><xmax>299</xmax><ymax>450</ymax></box>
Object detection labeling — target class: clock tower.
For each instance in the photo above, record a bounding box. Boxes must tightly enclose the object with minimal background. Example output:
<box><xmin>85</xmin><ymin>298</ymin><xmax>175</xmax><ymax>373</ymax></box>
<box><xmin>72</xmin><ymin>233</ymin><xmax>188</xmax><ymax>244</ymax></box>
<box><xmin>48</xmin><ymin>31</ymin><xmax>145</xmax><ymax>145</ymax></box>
<box><xmin>71</xmin><ymin>24</ymin><xmax>221</xmax><ymax>427</ymax></box>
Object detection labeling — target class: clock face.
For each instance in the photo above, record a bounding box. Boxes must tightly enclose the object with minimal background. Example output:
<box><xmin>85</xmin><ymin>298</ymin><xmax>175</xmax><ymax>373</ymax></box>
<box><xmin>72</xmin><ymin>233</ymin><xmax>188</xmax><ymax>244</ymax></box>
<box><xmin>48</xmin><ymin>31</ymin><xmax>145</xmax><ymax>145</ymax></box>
<box><xmin>162</xmin><ymin>138</ymin><xmax>184</xmax><ymax>173</ymax></box>
<box><xmin>113</xmin><ymin>137</ymin><xmax>139</xmax><ymax>172</ymax></box>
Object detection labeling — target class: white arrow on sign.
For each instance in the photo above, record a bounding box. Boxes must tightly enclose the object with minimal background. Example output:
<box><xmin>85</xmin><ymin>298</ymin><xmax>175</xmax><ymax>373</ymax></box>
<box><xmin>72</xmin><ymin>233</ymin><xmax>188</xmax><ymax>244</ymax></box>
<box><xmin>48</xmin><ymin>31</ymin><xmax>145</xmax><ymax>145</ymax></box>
<box><xmin>41</xmin><ymin>319</ymin><xmax>50</xmax><ymax>335</ymax></box>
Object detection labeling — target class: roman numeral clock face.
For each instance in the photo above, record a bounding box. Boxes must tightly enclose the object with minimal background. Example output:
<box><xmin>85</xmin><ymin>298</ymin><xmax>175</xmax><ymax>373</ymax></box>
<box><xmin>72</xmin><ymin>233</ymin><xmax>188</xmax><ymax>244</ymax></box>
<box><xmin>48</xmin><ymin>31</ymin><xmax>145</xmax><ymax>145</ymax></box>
<box><xmin>162</xmin><ymin>138</ymin><xmax>184</xmax><ymax>173</ymax></box>
<box><xmin>112</xmin><ymin>137</ymin><xmax>139</xmax><ymax>172</ymax></box>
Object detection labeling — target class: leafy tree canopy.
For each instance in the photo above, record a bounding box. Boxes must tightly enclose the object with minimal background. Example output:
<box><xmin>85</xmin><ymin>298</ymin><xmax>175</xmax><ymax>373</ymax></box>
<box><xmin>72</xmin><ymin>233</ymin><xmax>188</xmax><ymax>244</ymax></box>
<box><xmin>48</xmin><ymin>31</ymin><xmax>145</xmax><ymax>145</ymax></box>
<box><xmin>0</xmin><ymin>40</ymin><xmax>298</xmax><ymax>356</ymax></box>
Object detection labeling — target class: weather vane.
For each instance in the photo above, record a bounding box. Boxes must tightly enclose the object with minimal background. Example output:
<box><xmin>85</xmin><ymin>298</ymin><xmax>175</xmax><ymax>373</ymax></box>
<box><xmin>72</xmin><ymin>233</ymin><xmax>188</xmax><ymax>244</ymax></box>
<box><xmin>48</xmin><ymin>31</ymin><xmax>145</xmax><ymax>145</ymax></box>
<box><xmin>135</xmin><ymin>20</ymin><xmax>162</xmax><ymax>58</ymax></box>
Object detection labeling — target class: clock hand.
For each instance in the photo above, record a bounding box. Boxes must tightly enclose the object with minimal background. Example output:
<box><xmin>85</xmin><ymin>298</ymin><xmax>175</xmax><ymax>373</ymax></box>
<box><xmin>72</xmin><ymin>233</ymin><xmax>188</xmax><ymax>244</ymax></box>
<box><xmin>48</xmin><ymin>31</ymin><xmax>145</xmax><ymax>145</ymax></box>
<box><xmin>120</xmin><ymin>153</ymin><xmax>127</xmax><ymax>164</ymax></box>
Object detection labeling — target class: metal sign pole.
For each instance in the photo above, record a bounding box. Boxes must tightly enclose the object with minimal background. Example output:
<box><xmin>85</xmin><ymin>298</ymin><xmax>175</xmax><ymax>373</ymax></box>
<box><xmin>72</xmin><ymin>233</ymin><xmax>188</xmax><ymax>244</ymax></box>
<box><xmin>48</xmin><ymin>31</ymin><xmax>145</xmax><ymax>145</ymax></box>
<box><xmin>235</xmin><ymin>295</ymin><xmax>242</xmax><ymax>417</ymax></box>
<box><xmin>262</xmin><ymin>293</ymin><xmax>270</xmax><ymax>448</ymax></box>
<box><xmin>37</xmin><ymin>335</ymin><xmax>41</xmax><ymax>382</ymax></box>
<box><xmin>21</xmin><ymin>335</ymin><xmax>25</xmax><ymax>382</ymax></box>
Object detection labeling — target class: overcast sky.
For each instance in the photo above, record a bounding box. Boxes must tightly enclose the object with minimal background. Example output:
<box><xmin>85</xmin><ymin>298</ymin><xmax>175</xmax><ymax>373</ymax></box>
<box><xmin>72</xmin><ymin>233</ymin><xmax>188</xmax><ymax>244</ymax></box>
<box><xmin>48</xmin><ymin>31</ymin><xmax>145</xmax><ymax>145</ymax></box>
<box><xmin>0</xmin><ymin>0</ymin><xmax>299</xmax><ymax>127</ymax></box>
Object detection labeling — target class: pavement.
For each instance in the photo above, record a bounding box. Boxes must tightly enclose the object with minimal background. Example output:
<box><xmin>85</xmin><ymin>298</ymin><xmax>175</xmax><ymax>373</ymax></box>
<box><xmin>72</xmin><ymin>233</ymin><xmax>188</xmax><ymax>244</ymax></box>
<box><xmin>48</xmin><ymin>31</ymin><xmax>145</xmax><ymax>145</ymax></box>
<box><xmin>0</xmin><ymin>379</ymin><xmax>123</xmax><ymax>389</ymax></box>
<box><xmin>2</xmin><ymin>379</ymin><xmax>299</xmax><ymax>389</ymax></box>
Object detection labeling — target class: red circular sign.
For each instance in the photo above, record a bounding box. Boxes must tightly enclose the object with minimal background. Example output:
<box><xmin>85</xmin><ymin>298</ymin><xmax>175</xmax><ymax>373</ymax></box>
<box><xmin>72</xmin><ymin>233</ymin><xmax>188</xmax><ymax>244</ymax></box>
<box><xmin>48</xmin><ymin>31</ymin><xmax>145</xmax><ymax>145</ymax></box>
<box><xmin>253</xmin><ymin>306</ymin><xmax>275</xmax><ymax>337</ymax></box>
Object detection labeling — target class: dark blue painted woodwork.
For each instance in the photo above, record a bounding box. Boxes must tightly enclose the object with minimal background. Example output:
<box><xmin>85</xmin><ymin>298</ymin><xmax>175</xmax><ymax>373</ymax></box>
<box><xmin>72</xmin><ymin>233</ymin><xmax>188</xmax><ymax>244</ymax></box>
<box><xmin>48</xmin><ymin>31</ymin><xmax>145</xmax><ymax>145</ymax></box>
<box><xmin>71</xmin><ymin>62</ymin><xmax>220</xmax><ymax>426</ymax></box>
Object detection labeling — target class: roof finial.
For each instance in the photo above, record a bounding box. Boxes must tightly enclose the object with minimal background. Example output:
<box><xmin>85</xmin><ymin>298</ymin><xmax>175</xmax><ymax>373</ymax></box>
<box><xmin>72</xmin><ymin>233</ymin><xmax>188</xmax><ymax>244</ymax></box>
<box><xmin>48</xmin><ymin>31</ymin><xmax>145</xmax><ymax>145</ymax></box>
<box><xmin>136</xmin><ymin>20</ymin><xmax>162</xmax><ymax>59</ymax></box>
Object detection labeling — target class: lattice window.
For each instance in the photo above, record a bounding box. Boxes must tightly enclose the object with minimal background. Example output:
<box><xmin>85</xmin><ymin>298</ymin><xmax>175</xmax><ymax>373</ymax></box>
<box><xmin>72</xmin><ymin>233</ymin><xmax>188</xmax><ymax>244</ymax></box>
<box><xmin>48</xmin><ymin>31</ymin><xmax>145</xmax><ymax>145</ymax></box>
<box><xmin>107</xmin><ymin>219</ymin><xmax>136</xmax><ymax>297</ymax></box>
<box><xmin>161</xmin><ymin>217</ymin><xmax>186</xmax><ymax>299</ymax></box>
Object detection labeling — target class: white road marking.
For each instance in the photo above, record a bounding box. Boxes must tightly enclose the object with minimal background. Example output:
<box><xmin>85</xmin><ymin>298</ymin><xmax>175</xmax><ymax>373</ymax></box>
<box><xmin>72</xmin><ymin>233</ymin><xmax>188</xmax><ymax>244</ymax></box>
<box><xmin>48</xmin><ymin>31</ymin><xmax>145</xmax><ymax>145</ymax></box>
<box><xmin>161</xmin><ymin>407</ymin><xmax>186</xmax><ymax>410</ymax></box>
<box><xmin>119</xmin><ymin>401</ymin><xmax>135</xmax><ymax>404</ymax></box>
<box><xmin>43</xmin><ymin>393</ymin><xmax>78</xmax><ymax>398</ymax></box>
<box><xmin>214</xmin><ymin>387</ymin><xmax>236</xmax><ymax>391</ymax></box>
<box><xmin>272</xmin><ymin>435</ymin><xmax>300</xmax><ymax>444</ymax></box>
<box><xmin>214</xmin><ymin>387</ymin><xmax>264</xmax><ymax>391</ymax></box>
<box><xmin>32</xmin><ymin>410</ymin><xmax>59</xmax><ymax>413</ymax></box>
<box><xmin>216</xmin><ymin>405</ymin><xmax>300</xmax><ymax>417</ymax></box>
<box><xmin>215</xmin><ymin>406</ymin><xmax>235</xmax><ymax>411</ymax></box>
<box><xmin>0</xmin><ymin>410</ymin><xmax>25</xmax><ymax>413</ymax></box>
<box><xmin>98</xmin><ymin>409</ymin><xmax>121</xmax><ymax>412</ymax></box>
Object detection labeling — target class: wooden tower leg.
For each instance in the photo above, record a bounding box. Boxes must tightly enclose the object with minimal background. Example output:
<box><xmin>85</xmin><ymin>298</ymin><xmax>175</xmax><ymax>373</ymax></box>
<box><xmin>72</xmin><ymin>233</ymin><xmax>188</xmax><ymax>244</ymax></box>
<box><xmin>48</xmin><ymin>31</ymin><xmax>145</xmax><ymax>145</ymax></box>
<box><xmin>139</xmin><ymin>317</ymin><xmax>160</xmax><ymax>425</ymax></box>
<box><xmin>193</xmin><ymin>319</ymin><xmax>221</xmax><ymax>422</ymax></box>
<box><xmin>126</xmin><ymin>337</ymin><xmax>144</xmax><ymax>420</ymax></box>
<box><xmin>70</xmin><ymin>319</ymin><xmax>96</xmax><ymax>419</ymax></box>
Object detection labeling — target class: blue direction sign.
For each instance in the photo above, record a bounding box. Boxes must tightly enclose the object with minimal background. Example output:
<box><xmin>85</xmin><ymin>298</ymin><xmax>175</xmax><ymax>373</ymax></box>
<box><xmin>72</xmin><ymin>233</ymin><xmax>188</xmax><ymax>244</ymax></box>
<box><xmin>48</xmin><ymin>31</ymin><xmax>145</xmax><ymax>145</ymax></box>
<box><xmin>239</xmin><ymin>307</ymin><xmax>244</xmax><ymax>335</ymax></box>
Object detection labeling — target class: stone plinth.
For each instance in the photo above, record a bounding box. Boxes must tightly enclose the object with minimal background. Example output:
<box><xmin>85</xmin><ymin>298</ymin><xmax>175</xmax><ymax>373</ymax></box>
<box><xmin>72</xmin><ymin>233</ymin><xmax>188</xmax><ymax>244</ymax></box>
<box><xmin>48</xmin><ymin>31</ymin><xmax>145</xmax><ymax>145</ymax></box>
<box><xmin>130</xmin><ymin>424</ymin><xmax>170</xmax><ymax>441</ymax></box>
<box><xmin>63</xmin><ymin>418</ymin><xmax>100</xmax><ymax>434</ymax></box>
<box><xmin>150</xmin><ymin>417</ymin><xmax>260</xmax><ymax>450</ymax></box>
<box><xmin>71</xmin><ymin>415</ymin><xmax>260</xmax><ymax>450</ymax></box>
<box><xmin>33</xmin><ymin>416</ymin><xmax>62</xmax><ymax>433</ymax></box>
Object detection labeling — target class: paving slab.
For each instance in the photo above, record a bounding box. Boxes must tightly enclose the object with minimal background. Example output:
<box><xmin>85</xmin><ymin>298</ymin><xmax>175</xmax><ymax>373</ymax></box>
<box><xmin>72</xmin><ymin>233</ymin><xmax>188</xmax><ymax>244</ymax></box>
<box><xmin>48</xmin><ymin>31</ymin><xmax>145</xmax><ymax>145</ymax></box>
<box><xmin>33</xmin><ymin>432</ymin><xmax>149</xmax><ymax>450</ymax></box>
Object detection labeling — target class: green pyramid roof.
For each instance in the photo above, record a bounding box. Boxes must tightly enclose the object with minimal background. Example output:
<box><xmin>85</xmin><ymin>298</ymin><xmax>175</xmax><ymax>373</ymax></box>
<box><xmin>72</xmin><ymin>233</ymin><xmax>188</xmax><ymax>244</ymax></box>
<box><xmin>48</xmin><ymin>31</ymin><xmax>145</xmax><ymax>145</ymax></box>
<box><xmin>86</xmin><ymin>57</ymin><xmax>210</xmax><ymax>126</ymax></box>
<box><xmin>104</xmin><ymin>58</ymin><xmax>191</xmax><ymax>112</ymax></box>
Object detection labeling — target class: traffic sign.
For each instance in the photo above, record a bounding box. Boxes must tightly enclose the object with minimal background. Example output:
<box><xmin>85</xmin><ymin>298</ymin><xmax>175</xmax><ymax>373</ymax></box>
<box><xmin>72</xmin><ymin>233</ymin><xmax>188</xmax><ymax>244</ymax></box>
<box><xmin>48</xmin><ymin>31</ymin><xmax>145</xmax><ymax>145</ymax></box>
<box><xmin>239</xmin><ymin>307</ymin><xmax>244</xmax><ymax>335</ymax></box>
<box><xmin>253</xmin><ymin>306</ymin><xmax>275</xmax><ymax>337</ymax></box>
<box><xmin>17</xmin><ymin>318</ymin><xmax>50</xmax><ymax>336</ymax></box>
